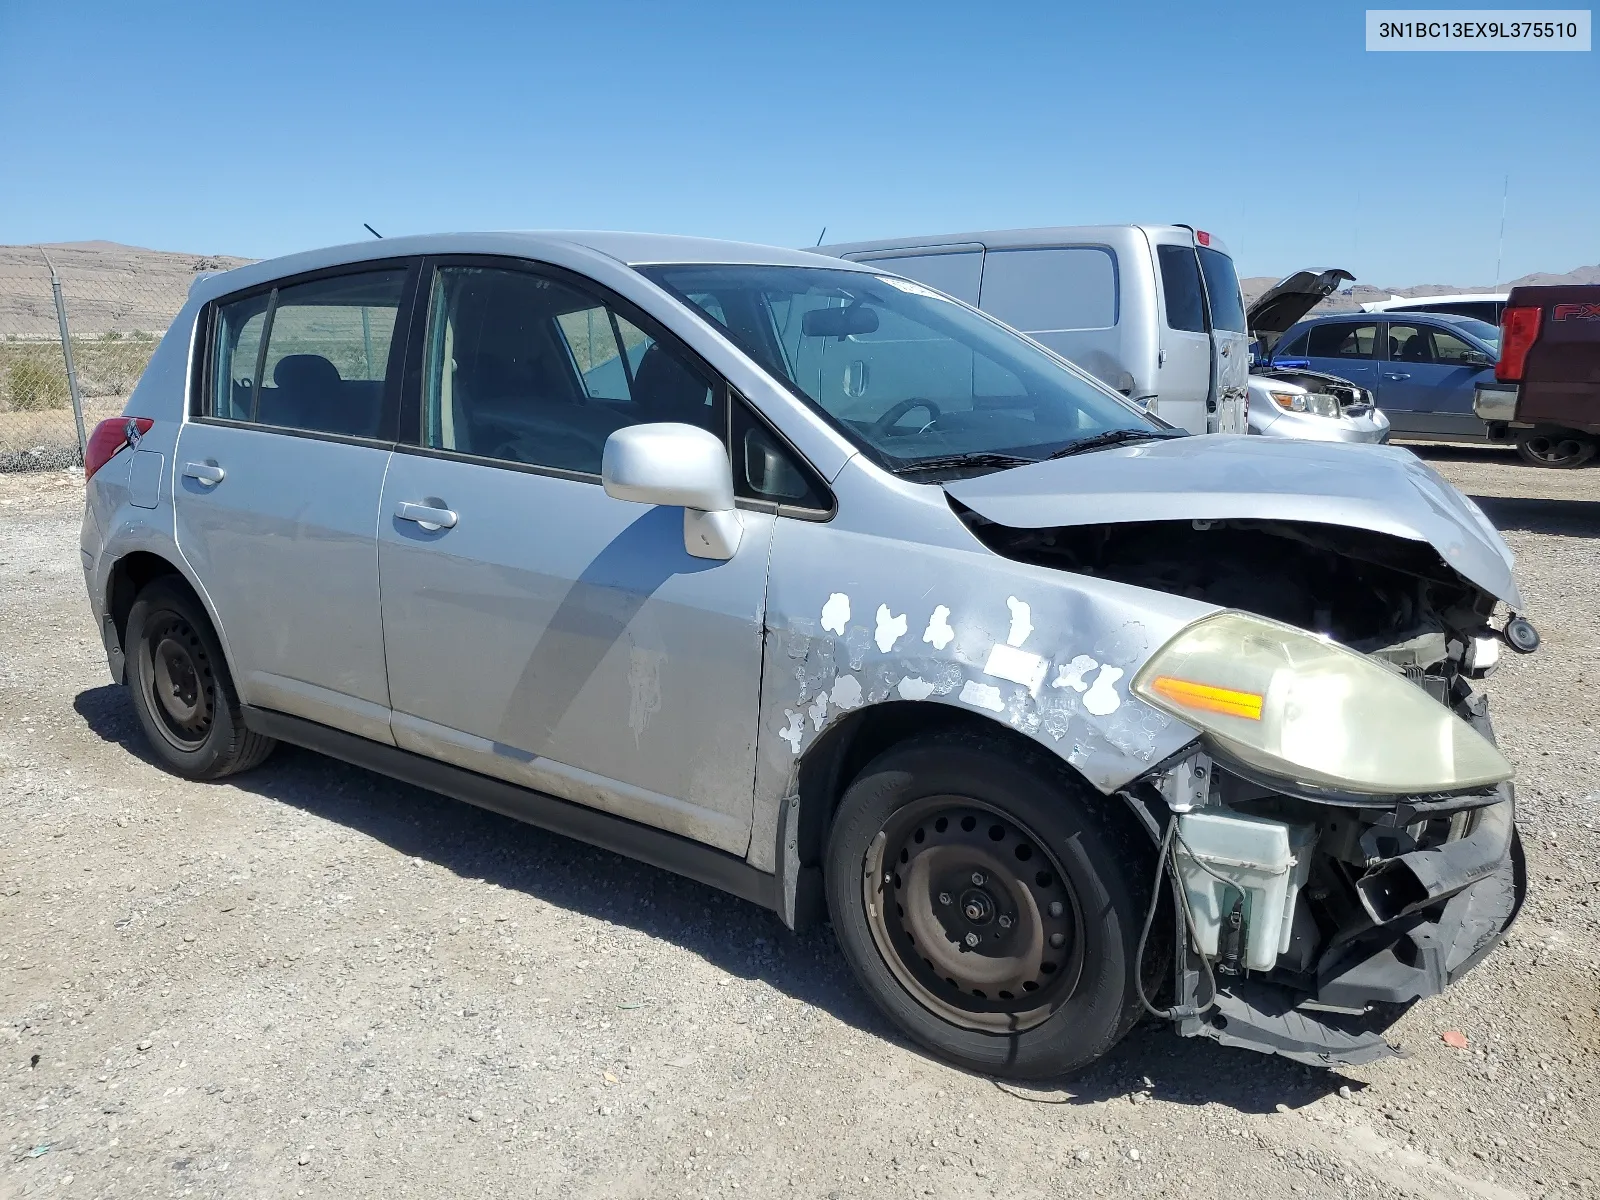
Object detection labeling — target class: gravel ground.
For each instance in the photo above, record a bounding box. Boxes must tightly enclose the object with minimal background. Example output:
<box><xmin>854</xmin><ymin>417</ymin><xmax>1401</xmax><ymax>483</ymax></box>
<box><xmin>2</xmin><ymin>446</ymin><xmax>1596</xmax><ymax>1200</ymax></box>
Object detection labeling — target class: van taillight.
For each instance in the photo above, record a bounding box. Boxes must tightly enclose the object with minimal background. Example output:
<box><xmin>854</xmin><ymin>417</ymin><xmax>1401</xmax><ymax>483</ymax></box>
<box><xmin>1496</xmin><ymin>306</ymin><xmax>1541</xmax><ymax>383</ymax></box>
<box><xmin>1195</xmin><ymin>230</ymin><xmax>1212</xmax><ymax>246</ymax></box>
<box><xmin>85</xmin><ymin>417</ymin><xmax>153</xmax><ymax>481</ymax></box>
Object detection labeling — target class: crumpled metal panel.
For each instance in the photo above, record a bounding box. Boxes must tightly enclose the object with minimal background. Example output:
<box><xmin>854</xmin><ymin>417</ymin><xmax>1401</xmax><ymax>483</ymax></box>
<box><xmin>945</xmin><ymin>435</ymin><xmax>1523</xmax><ymax>609</ymax></box>
<box><xmin>746</xmin><ymin>464</ymin><xmax>1211</xmax><ymax>870</ymax></box>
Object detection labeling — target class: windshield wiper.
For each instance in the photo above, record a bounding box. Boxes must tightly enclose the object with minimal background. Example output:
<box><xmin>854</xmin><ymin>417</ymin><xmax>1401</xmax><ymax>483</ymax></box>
<box><xmin>1042</xmin><ymin>428</ymin><xmax>1186</xmax><ymax>461</ymax></box>
<box><xmin>888</xmin><ymin>451</ymin><xmax>1037</xmax><ymax>477</ymax></box>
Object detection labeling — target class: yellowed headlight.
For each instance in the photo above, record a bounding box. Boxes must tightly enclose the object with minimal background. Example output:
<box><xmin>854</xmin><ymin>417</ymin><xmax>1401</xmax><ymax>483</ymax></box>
<box><xmin>1134</xmin><ymin>611</ymin><xmax>1514</xmax><ymax>794</ymax></box>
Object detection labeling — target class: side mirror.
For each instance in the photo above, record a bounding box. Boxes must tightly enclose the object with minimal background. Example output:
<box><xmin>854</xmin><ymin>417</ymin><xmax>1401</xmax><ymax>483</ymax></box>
<box><xmin>601</xmin><ymin>423</ymin><xmax>743</xmax><ymax>560</ymax></box>
<box><xmin>1464</xmin><ymin>350</ymin><xmax>1494</xmax><ymax>367</ymax></box>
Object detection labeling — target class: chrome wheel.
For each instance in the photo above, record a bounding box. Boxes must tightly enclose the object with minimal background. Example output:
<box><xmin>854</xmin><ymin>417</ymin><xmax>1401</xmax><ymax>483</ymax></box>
<box><xmin>139</xmin><ymin>612</ymin><xmax>215</xmax><ymax>751</ymax></box>
<box><xmin>862</xmin><ymin>796</ymin><xmax>1084</xmax><ymax>1033</ymax></box>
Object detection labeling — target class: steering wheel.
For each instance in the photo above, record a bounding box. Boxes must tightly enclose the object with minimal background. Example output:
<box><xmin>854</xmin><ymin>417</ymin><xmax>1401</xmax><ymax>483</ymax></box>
<box><xmin>872</xmin><ymin>398</ymin><xmax>942</xmax><ymax>437</ymax></box>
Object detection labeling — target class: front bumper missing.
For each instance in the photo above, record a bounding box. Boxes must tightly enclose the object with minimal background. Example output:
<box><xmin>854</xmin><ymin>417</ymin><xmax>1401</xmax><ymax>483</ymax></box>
<box><xmin>1174</xmin><ymin>790</ymin><xmax>1524</xmax><ymax>1068</ymax></box>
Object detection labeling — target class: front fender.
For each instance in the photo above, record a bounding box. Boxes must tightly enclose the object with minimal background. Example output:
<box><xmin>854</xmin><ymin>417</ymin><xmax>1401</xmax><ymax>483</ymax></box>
<box><xmin>746</xmin><ymin>485</ymin><xmax>1212</xmax><ymax>871</ymax></box>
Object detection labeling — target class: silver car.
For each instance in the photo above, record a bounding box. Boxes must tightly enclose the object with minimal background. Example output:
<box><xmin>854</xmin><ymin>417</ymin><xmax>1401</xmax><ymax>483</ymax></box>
<box><xmin>81</xmin><ymin>232</ymin><xmax>1532</xmax><ymax>1078</ymax></box>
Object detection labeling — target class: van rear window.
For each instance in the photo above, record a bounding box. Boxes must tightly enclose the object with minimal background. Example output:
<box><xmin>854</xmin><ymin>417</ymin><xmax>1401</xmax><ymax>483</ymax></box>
<box><xmin>1197</xmin><ymin>246</ymin><xmax>1247</xmax><ymax>334</ymax></box>
<box><xmin>1157</xmin><ymin>245</ymin><xmax>1206</xmax><ymax>333</ymax></box>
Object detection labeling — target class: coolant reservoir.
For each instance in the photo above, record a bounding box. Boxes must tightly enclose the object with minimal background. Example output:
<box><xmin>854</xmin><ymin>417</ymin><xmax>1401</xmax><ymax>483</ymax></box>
<box><xmin>1175</xmin><ymin>811</ymin><xmax>1316</xmax><ymax>973</ymax></box>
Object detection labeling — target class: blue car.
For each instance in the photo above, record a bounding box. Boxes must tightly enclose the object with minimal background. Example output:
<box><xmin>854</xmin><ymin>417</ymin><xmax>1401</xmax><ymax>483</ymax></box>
<box><xmin>1271</xmin><ymin>311</ymin><xmax>1500</xmax><ymax>441</ymax></box>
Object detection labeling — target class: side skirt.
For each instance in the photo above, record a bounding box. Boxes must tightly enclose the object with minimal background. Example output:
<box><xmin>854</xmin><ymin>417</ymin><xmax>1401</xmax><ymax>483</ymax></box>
<box><xmin>242</xmin><ymin>706</ymin><xmax>783</xmax><ymax>916</ymax></box>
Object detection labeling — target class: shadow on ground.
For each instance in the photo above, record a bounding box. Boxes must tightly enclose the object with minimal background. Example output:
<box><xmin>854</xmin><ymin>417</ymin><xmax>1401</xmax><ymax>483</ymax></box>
<box><xmin>72</xmin><ymin>682</ymin><xmax>1350</xmax><ymax>1114</ymax></box>
<box><xmin>1470</xmin><ymin>495</ymin><xmax>1600</xmax><ymax>538</ymax></box>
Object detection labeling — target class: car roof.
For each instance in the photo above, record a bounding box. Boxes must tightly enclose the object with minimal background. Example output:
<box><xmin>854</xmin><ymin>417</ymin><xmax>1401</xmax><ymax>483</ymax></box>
<box><xmin>1359</xmin><ymin>293</ymin><xmax>1507</xmax><ymax>311</ymax></box>
<box><xmin>1287</xmin><ymin>310</ymin><xmax>1497</xmax><ymax>346</ymax></box>
<box><xmin>818</xmin><ymin>224</ymin><xmax>1231</xmax><ymax>257</ymax></box>
<box><xmin>189</xmin><ymin>231</ymin><xmax>873</xmax><ymax>304</ymax></box>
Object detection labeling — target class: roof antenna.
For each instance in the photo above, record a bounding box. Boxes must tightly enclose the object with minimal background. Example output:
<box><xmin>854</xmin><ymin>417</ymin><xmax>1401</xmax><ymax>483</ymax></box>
<box><xmin>814</xmin><ymin>226</ymin><xmax>827</xmax><ymax>247</ymax></box>
<box><xmin>363</xmin><ymin>223</ymin><xmax>383</xmax><ymax>239</ymax></box>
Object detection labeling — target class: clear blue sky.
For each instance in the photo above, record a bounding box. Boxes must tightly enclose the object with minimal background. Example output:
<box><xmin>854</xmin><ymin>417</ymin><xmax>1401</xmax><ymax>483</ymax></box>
<box><xmin>2</xmin><ymin>0</ymin><xmax>1595</xmax><ymax>287</ymax></box>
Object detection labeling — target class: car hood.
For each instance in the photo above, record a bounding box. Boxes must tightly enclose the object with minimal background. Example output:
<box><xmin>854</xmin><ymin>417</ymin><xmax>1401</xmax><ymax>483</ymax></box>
<box><xmin>1248</xmin><ymin>268</ymin><xmax>1356</xmax><ymax>336</ymax></box>
<box><xmin>944</xmin><ymin>436</ymin><xmax>1522</xmax><ymax>608</ymax></box>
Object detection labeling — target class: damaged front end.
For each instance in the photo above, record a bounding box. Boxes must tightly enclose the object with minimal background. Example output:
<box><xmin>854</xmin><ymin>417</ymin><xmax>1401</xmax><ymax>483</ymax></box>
<box><xmin>1131</xmin><ymin>748</ymin><xmax>1524</xmax><ymax>1067</ymax></box>
<box><xmin>948</xmin><ymin>443</ymin><xmax>1534</xmax><ymax>1066</ymax></box>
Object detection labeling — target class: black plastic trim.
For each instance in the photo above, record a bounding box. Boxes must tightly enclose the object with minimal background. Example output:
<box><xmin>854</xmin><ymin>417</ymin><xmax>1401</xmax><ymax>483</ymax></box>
<box><xmin>242</xmin><ymin>706</ymin><xmax>783</xmax><ymax>916</ymax></box>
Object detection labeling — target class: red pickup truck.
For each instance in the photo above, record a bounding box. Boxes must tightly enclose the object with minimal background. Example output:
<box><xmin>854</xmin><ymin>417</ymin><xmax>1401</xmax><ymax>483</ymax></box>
<box><xmin>1474</xmin><ymin>284</ymin><xmax>1600</xmax><ymax>467</ymax></box>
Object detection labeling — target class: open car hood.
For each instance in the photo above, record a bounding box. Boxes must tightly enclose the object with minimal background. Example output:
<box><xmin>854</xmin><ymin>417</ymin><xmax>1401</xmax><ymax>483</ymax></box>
<box><xmin>944</xmin><ymin>436</ymin><xmax>1522</xmax><ymax>608</ymax></box>
<box><xmin>1248</xmin><ymin>268</ymin><xmax>1356</xmax><ymax>336</ymax></box>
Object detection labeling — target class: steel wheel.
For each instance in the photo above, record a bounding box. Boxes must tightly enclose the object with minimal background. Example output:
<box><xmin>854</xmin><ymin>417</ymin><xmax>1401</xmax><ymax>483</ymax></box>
<box><xmin>137</xmin><ymin>611</ymin><xmax>216</xmax><ymax>752</ymax></box>
<box><xmin>1516</xmin><ymin>431</ymin><xmax>1597</xmax><ymax>469</ymax></box>
<box><xmin>862</xmin><ymin>795</ymin><xmax>1085</xmax><ymax>1033</ymax></box>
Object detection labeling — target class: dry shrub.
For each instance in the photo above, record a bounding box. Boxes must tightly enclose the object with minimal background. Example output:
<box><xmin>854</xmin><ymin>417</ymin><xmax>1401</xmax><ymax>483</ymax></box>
<box><xmin>5</xmin><ymin>356</ymin><xmax>70</xmax><ymax>411</ymax></box>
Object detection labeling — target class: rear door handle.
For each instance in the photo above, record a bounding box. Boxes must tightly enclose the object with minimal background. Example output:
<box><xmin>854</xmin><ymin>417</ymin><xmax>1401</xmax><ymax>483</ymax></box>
<box><xmin>394</xmin><ymin>501</ymin><xmax>458</xmax><ymax>531</ymax></box>
<box><xmin>1384</xmin><ymin>372</ymin><xmax>1411</xmax><ymax>380</ymax></box>
<box><xmin>182</xmin><ymin>461</ymin><xmax>225</xmax><ymax>486</ymax></box>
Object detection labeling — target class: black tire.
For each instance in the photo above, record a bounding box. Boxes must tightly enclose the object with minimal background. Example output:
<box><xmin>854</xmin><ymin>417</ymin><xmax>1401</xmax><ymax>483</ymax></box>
<box><xmin>125</xmin><ymin>577</ymin><xmax>276</xmax><ymax>780</ymax></box>
<box><xmin>825</xmin><ymin>731</ymin><xmax>1149</xmax><ymax>1079</ymax></box>
<box><xmin>1515</xmin><ymin>429</ymin><xmax>1597</xmax><ymax>469</ymax></box>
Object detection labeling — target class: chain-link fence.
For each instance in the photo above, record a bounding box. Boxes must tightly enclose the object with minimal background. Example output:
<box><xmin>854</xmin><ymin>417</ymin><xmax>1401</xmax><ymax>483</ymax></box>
<box><xmin>1</xmin><ymin>243</ymin><xmax>247</xmax><ymax>471</ymax></box>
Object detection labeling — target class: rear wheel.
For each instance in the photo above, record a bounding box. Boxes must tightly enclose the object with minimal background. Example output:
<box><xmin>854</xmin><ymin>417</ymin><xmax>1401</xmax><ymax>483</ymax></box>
<box><xmin>825</xmin><ymin>733</ymin><xmax>1148</xmax><ymax>1079</ymax></box>
<box><xmin>125</xmin><ymin>578</ymin><xmax>276</xmax><ymax>780</ymax></box>
<box><xmin>1515</xmin><ymin>429</ymin><xmax>1597</xmax><ymax>469</ymax></box>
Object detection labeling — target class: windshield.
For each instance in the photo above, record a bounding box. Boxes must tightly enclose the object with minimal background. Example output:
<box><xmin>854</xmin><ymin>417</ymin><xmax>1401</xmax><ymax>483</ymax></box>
<box><xmin>639</xmin><ymin>263</ymin><xmax>1161</xmax><ymax>472</ymax></box>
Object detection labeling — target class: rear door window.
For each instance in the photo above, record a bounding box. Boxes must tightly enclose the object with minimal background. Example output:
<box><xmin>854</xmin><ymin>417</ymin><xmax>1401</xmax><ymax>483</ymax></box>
<box><xmin>211</xmin><ymin>269</ymin><xmax>409</xmax><ymax>438</ymax></box>
<box><xmin>1156</xmin><ymin>244</ymin><xmax>1206</xmax><ymax>333</ymax></box>
<box><xmin>1385</xmin><ymin>323</ymin><xmax>1435</xmax><ymax>362</ymax></box>
<box><xmin>1196</xmin><ymin>246</ymin><xmax>1247</xmax><ymax>333</ymax></box>
<box><xmin>1307</xmin><ymin>322</ymin><xmax>1378</xmax><ymax>359</ymax></box>
<box><xmin>978</xmin><ymin>247</ymin><xmax>1117</xmax><ymax>332</ymax></box>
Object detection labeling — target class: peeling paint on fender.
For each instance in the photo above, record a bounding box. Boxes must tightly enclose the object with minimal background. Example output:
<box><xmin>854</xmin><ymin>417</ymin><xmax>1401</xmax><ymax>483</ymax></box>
<box><xmin>779</xmin><ymin>710</ymin><xmax>804</xmax><ymax>754</ymax></box>
<box><xmin>897</xmin><ymin>676</ymin><xmax>936</xmax><ymax>700</ymax></box>
<box><xmin>923</xmin><ymin>605</ymin><xmax>955</xmax><ymax>650</ymax></box>
<box><xmin>821</xmin><ymin>593</ymin><xmax>850</xmax><ymax>635</ymax></box>
<box><xmin>1005</xmin><ymin>596</ymin><xmax>1034</xmax><ymax>647</ymax></box>
<box><xmin>830</xmin><ymin>673</ymin><xmax>864</xmax><ymax>710</ymax></box>
<box><xmin>1052</xmin><ymin>654</ymin><xmax>1099</xmax><ymax>692</ymax></box>
<box><xmin>959</xmin><ymin>680</ymin><xmax>1005</xmax><ymax>712</ymax></box>
<box><xmin>983</xmin><ymin>643</ymin><xmax>1050</xmax><ymax>697</ymax></box>
<box><xmin>874</xmin><ymin>604</ymin><xmax>908</xmax><ymax>653</ymax></box>
<box><xmin>1083</xmin><ymin>665</ymin><xmax>1125</xmax><ymax>716</ymax></box>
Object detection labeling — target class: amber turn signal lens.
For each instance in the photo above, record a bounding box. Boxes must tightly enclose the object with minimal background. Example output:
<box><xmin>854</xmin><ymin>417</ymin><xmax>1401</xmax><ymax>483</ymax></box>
<box><xmin>1148</xmin><ymin>676</ymin><xmax>1264</xmax><ymax>721</ymax></box>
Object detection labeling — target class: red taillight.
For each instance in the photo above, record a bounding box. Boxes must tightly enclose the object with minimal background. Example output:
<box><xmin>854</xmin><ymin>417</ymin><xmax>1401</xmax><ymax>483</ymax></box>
<box><xmin>1195</xmin><ymin>230</ymin><xmax>1212</xmax><ymax>246</ymax></box>
<box><xmin>1496</xmin><ymin>305</ymin><xmax>1541</xmax><ymax>383</ymax></box>
<box><xmin>85</xmin><ymin>417</ymin><xmax>153</xmax><ymax>481</ymax></box>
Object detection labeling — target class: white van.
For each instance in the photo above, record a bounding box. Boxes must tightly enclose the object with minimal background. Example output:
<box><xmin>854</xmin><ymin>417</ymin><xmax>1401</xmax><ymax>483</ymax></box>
<box><xmin>816</xmin><ymin>225</ymin><xmax>1249</xmax><ymax>435</ymax></box>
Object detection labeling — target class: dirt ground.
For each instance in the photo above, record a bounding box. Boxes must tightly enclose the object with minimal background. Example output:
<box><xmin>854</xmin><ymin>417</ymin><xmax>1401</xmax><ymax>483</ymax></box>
<box><xmin>2</xmin><ymin>445</ymin><xmax>1597</xmax><ymax>1200</ymax></box>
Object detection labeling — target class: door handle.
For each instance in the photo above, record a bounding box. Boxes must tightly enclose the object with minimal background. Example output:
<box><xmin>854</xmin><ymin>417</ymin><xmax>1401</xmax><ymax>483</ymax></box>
<box><xmin>1384</xmin><ymin>372</ymin><xmax>1411</xmax><ymax>380</ymax></box>
<box><xmin>182</xmin><ymin>461</ymin><xmax>225</xmax><ymax>486</ymax></box>
<box><xmin>394</xmin><ymin>501</ymin><xmax>458</xmax><ymax>531</ymax></box>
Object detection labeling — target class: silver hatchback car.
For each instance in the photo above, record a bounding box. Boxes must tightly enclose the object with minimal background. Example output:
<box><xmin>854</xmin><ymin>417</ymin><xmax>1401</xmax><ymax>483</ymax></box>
<box><xmin>82</xmin><ymin>233</ymin><xmax>1532</xmax><ymax>1078</ymax></box>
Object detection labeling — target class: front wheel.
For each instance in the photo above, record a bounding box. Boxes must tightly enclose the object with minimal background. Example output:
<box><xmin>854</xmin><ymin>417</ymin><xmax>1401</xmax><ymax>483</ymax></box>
<box><xmin>125</xmin><ymin>577</ymin><xmax>276</xmax><ymax>780</ymax></box>
<box><xmin>825</xmin><ymin>733</ymin><xmax>1149</xmax><ymax>1079</ymax></box>
<box><xmin>1515</xmin><ymin>429</ymin><xmax>1597</xmax><ymax>469</ymax></box>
